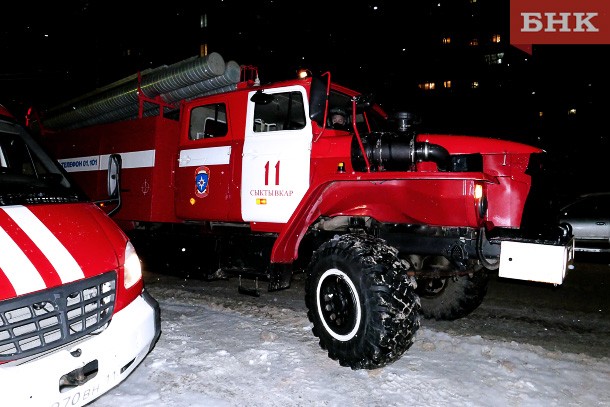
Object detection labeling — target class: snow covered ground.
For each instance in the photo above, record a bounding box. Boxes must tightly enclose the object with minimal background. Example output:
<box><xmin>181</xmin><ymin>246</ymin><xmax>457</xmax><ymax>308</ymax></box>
<box><xmin>91</xmin><ymin>264</ymin><xmax>610</xmax><ymax>407</ymax></box>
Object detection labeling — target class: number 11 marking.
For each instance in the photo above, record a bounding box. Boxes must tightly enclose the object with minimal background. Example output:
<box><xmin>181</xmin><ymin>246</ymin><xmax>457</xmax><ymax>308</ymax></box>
<box><xmin>264</xmin><ymin>160</ymin><xmax>280</xmax><ymax>185</ymax></box>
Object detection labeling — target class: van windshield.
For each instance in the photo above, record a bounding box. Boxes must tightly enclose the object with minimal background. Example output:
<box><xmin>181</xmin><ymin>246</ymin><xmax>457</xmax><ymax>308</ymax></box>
<box><xmin>0</xmin><ymin>119</ymin><xmax>87</xmax><ymax>206</ymax></box>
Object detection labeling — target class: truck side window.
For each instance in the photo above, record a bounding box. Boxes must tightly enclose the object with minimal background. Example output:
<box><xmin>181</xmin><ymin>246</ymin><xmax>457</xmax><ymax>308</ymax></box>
<box><xmin>253</xmin><ymin>91</ymin><xmax>306</xmax><ymax>132</ymax></box>
<box><xmin>189</xmin><ymin>103</ymin><xmax>228</xmax><ymax>140</ymax></box>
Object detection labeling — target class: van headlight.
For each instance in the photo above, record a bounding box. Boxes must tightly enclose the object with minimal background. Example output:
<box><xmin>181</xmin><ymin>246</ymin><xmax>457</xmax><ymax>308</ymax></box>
<box><xmin>123</xmin><ymin>241</ymin><xmax>142</xmax><ymax>289</ymax></box>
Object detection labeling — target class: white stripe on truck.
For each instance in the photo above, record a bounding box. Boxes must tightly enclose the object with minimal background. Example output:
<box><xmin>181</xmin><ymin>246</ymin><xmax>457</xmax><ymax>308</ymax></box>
<box><xmin>58</xmin><ymin>150</ymin><xmax>156</xmax><ymax>172</ymax></box>
<box><xmin>178</xmin><ymin>146</ymin><xmax>231</xmax><ymax>167</ymax></box>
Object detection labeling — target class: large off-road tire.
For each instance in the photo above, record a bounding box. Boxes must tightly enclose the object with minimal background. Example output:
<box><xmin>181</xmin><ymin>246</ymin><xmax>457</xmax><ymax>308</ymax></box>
<box><xmin>305</xmin><ymin>234</ymin><xmax>420</xmax><ymax>370</ymax></box>
<box><xmin>414</xmin><ymin>256</ymin><xmax>489</xmax><ymax>321</ymax></box>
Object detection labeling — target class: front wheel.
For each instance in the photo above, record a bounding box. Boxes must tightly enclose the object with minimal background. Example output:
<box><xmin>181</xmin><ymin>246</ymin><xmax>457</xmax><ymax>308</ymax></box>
<box><xmin>305</xmin><ymin>234</ymin><xmax>420</xmax><ymax>370</ymax></box>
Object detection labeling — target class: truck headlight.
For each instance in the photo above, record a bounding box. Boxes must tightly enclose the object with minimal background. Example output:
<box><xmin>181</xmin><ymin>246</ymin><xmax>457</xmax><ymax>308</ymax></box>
<box><xmin>123</xmin><ymin>241</ymin><xmax>142</xmax><ymax>289</ymax></box>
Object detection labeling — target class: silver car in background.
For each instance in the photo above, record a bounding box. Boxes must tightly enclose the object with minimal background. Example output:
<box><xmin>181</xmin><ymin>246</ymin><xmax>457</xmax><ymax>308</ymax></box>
<box><xmin>558</xmin><ymin>192</ymin><xmax>610</xmax><ymax>253</ymax></box>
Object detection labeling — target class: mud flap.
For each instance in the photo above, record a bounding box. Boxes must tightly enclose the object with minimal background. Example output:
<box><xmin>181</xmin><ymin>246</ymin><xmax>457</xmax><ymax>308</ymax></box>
<box><xmin>267</xmin><ymin>263</ymin><xmax>292</xmax><ymax>291</ymax></box>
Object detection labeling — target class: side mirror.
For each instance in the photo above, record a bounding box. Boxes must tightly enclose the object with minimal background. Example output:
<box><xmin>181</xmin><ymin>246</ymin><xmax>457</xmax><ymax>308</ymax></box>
<box><xmin>99</xmin><ymin>153</ymin><xmax>122</xmax><ymax>216</ymax></box>
<box><xmin>309</xmin><ymin>76</ymin><xmax>328</xmax><ymax>127</ymax></box>
<box><xmin>107</xmin><ymin>154</ymin><xmax>121</xmax><ymax>198</ymax></box>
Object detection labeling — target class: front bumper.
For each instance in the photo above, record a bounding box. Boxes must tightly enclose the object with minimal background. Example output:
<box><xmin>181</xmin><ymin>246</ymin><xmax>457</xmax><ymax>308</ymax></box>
<box><xmin>0</xmin><ymin>289</ymin><xmax>161</xmax><ymax>407</ymax></box>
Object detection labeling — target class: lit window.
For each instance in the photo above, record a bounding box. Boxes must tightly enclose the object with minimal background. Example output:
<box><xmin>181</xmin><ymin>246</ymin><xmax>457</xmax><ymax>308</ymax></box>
<box><xmin>442</xmin><ymin>37</ymin><xmax>451</xmax><ymax>45</ymax></box>
<box><xmin>469</xmin><ymin>39</ymin><xmax>479</xmax><ymax>46</ymax></box>
<box><xmin>491</xmin><ymin>34</ymin><xmax>501</xmax><ymax>43</ymax></box>
<box><xmin>470</xmin><ymin>0</ymin><xmax>477</xmax><ymax>3</ymax></box>
<box><xmin>471</xmin><ymin>81</ymin><xmax>479</xmax><ymax>89</ymax></box>
<box><xmin>484</xmin><ymin>52</ymin><xmax>504</xmax><ymax>65</ymax></box>
<box><xmin>539</xmin><ymin>111</ymin><xmax>544</xmax><ymax>117</ymax></box>
<box><xmin>443</xmin><ymin>80</ymin><xmax>452</xmax><ymax>88</ymax></box>
<box><xmin>418</xmin><ymin>82</ymin><xmax>436</xmax><ymax>90</ymax></box>
<box><xmin>568</xmin><ymin>108</ymin><xmax>577</xmax><ymax>115</ymax></box>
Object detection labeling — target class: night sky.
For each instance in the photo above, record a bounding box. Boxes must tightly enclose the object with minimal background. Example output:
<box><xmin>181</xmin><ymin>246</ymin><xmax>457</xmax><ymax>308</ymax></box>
<box><xmin>2</xmin><ymin>1</ymin><xmax>439</xmax><ymax>108</ymax></box>
<box><xmin>2</xmin><ymin>0</ymin><xmax>609</xmax><ymax>200</ymax></box>
<box><xmin>0</xmin><ymin>1</ymin><xmax>522</xmax><ymax>107</ymax></box>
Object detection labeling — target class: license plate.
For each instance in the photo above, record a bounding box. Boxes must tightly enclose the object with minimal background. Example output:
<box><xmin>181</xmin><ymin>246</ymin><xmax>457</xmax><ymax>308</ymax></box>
<box><xmin>50</xmin><ymin>369</ymin><xmax>118</xmax><ymax>407</ymax></box>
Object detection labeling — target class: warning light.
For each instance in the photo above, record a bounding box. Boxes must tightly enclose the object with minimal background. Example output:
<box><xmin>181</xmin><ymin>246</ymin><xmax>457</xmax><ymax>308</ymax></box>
<box><xmin>474</xmin><ymin>184</ymin><xmax>483</xmax><ymax>200</ymax></box>
<box><xmin>337</xmin><ymin>162</ymin><xmax>345</xmax><ymax>173</ymax></box>
<box><xmin>473</xmin><ymin>183</ymin><xmax>487</xmax><ymax>218</ymax></box>
<box><xmin>256</xmin><ymin>198</ymin><xmax>267</xmax><ymax>205</ymax></box>
<box><xmin>297</xmin><ymin>68</ymin><xmax>312</xmax><ymax>79</ymax></box>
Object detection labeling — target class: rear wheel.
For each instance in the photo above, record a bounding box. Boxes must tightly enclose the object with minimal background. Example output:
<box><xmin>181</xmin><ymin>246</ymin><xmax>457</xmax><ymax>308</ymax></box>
<box><xmin>414</xmin><ymin>256</ymin><xmax>489</xmax><ymax>321</ymax></box>
<box><xmin>305</xmin><ymin>234</ymin><xmax>420</xmax><ymax>370</ymax></box>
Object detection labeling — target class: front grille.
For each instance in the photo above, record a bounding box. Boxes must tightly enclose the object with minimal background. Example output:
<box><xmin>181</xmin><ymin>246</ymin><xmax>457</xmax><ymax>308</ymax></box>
<box><xmin>0</xmin><ymin>271</ymin><xmax>116</xmax><ymax>362</ymax></box>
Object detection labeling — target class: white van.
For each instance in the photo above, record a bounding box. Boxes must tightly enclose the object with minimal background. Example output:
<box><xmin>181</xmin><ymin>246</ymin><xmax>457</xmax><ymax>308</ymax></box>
<box><xmin>0</xmin><ymin>104</ymin><xmax>161</xmax><ymax>406</ymax></box>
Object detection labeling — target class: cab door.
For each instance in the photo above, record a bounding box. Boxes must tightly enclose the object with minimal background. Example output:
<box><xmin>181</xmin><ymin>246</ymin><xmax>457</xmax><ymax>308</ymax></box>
<box><xmin>241</xmin><ymin>85</ymin><xmax>312</xmax><ymax>223</ymax></box>
<box><xmin>175</xmin><ymin>100</ymin><xmax>233</xmax><ymax>221</ymax></box>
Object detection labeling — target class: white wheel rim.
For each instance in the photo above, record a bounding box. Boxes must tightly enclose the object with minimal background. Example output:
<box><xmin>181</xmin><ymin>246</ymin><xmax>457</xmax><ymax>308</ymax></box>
<box><xmin>316</xmin><ymin>268</ymin><xmax>362</xmax><ymax>341</ymax></box>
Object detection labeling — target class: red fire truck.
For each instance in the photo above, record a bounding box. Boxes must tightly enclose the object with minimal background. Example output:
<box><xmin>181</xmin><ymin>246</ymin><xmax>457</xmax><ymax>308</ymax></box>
<box><xmin>0</xmin><ymin>104</ymin><xmax>161</xmax><ymax>405</ymax></box>
<box><xmin>33</xmin><ymin>52</ymin><xmax>574</xmax><ymax>370</ymax></box>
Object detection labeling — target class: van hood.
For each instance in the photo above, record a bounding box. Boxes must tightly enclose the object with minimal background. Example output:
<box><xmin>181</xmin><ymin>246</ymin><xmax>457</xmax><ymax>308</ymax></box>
<box><xmin>0</xmin><ymin>203</ymin><xmax>126</xmax><ymax>301</ymax></box>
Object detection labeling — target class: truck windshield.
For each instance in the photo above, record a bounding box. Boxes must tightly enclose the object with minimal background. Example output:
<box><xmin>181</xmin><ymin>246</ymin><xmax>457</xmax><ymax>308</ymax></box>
<box><xmin>354</xmin><ymin>107</ymin><xmax>390</xmax><ymax>134</ymax></box>
<box><xmin>0</xmin><ymin>119</ymin><xmax>86</xmax><ymax>206</ymax></box>
<box><xmin>328</xmin><ymin>88</ymin><xmax>391</xmax><ymax>134</ymax></box>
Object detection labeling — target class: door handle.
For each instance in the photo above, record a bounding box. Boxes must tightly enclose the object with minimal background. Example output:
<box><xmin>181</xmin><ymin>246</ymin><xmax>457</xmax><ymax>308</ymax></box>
<box><xmin>596</xmin><ymin>222</ymin><xmax>606</xmax><ymax>225</ymax></box>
